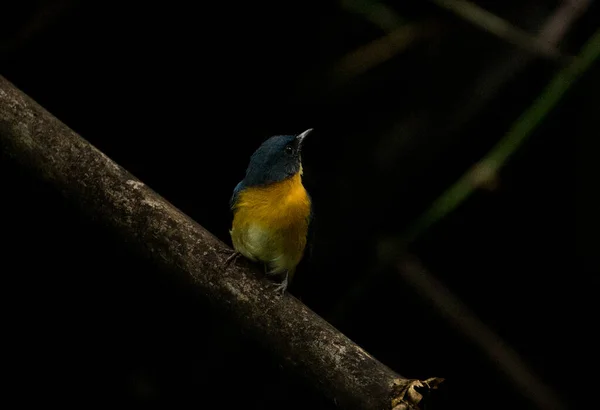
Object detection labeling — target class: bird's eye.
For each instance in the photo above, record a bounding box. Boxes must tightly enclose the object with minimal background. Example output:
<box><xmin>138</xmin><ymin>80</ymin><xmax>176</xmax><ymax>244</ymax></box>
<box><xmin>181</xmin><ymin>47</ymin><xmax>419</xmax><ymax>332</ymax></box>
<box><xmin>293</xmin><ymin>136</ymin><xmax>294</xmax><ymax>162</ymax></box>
<box><xmin>285</xmin><ymin>145</ymin><xmax>294</xmax><ymax>155</ymax></box>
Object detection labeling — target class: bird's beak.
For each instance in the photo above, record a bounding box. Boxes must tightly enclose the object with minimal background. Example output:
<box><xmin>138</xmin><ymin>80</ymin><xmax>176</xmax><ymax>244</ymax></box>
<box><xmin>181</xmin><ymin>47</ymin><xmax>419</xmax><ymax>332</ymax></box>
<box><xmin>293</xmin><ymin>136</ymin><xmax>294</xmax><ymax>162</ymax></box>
<box><xmin>296</xmin><ymin>128</ymin><xmax>313</xmax><ymax>148</ymax></box>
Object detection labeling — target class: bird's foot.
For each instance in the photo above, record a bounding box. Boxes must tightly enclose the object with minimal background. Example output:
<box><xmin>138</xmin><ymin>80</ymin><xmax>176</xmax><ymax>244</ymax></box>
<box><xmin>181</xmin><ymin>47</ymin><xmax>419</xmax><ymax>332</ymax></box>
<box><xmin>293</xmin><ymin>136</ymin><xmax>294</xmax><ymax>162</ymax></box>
<box><xmin>269</xmin><ymin>272</ymin><xmax>289</xmax><ymax>296</ymax></box>
<box><xmin>220</xmin><ymin>248</ymin><xmax>242</xmax><ymax>270</ymax></box>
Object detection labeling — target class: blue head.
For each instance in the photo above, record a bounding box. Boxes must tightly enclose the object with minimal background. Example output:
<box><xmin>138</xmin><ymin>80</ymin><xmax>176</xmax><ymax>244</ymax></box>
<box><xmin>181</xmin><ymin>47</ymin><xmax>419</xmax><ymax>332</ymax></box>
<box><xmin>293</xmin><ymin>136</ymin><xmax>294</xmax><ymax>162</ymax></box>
<box><xmin>242</xmin><ymin>129</ymin><xmax>312</xmax><ymax>187</ymax></box>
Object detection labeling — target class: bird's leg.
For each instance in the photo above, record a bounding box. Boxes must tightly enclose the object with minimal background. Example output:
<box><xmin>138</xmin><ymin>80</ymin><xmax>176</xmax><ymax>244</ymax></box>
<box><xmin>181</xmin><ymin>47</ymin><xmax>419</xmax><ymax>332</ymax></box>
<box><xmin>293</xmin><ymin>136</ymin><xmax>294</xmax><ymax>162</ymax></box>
<box><xmin>219</xmin><ymin>247</ymin><xmax>242</xmax><ymax>270</ymax></box>
<box><xmin>225</xmin><ymin>251</ymin><xmax>241</xmax><ymax>265</ymax></box>
<box><xmin>269</xmin><ymin>271</ymin><xmax>289</xmax><ymax>296</ymax></box>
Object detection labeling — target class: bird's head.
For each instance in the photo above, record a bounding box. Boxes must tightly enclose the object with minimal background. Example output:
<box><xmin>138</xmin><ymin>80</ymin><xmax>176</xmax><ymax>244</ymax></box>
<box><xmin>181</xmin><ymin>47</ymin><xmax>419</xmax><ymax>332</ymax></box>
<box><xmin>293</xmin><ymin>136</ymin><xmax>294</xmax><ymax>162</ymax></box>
<box><xmin>243</xmin><ymin>129</ymin><xmax>312</xmax><ymax>187</ymax></box>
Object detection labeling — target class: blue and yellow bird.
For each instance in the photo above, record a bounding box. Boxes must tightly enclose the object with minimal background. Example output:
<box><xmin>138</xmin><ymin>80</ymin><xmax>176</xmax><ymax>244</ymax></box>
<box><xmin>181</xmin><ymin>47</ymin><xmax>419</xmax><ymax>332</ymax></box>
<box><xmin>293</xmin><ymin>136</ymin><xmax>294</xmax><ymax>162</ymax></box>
<box><xmin>228</xmin><ymin>129</ymin><xmax>313</xmax><ymax>294</ymax></box>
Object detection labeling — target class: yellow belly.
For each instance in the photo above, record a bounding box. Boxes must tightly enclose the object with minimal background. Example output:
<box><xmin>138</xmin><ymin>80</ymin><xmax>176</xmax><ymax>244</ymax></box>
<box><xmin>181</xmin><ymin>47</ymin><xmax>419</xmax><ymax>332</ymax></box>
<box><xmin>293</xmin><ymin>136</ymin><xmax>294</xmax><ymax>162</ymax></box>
<box><xmin>230</xmin><ymin>172</ymin><xmax>311</xmax><ymax>275</ymax></box>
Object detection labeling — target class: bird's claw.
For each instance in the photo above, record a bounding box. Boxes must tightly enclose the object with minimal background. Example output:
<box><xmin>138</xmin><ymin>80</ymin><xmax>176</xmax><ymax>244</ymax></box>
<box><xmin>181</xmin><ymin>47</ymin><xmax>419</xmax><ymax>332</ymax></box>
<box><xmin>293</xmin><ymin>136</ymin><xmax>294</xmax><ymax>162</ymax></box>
<box><xmin>221</xmin><ymin>248</ymin><xmax>241</xmax><ymax>270</ymax></box>
<box><xmin>270</xmin><ymin>274</ymin><xmax>288</xmax><ymax>296</ymax></box>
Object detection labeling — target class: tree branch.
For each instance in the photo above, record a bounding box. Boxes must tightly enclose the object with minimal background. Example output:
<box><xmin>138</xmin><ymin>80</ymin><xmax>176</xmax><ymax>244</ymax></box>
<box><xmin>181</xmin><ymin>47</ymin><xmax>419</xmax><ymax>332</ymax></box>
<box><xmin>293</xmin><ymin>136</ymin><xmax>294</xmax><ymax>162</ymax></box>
<box><xmin>0</xmin><ymin>74</ymin><xmax>442</xmax><ymax>410</ymax></box>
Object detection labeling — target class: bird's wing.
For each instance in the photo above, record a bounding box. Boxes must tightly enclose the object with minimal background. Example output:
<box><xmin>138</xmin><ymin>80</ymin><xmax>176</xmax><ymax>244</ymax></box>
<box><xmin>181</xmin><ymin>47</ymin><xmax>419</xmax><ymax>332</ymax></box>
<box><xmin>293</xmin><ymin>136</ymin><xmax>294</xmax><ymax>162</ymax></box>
<box><xmin>230</xmin><ymin>180</ymin><xmax>245</xmax><ymax>210</ymax></box>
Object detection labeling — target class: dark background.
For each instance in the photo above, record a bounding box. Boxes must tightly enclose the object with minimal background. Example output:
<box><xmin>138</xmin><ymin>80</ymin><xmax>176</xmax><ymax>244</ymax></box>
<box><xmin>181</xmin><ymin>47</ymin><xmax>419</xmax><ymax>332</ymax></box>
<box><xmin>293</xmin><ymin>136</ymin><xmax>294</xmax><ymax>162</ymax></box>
<box><xmin>1</xmin><ymin>0</ymin><xmax>596</xmax><ymax>408</ymax></box>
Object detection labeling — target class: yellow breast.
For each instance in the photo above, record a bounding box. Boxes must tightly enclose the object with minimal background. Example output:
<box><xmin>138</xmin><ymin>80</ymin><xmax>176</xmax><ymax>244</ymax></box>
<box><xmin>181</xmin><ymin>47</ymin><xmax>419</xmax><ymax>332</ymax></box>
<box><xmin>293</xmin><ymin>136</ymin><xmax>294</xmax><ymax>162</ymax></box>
<box><xmin>230</xmin><ymin>172</ymin><xmax>311</xmax><ymax>274</ymax></box>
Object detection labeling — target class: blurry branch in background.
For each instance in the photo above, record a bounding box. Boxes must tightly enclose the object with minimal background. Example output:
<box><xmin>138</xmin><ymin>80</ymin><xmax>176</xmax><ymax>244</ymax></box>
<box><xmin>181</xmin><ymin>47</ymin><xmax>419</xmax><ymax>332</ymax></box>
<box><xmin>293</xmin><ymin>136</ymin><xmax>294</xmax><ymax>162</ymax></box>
<box><xmin>331</xmin><ymin>20</ymin><xmax>441</xmax><ymax>84</ymax></box>
<box><xmin>331</xmin><ymin>0</ymin><xmax>593</xmax><ymax>320</ymax></box>
<box><xmin>331</xmin><ymin>6</ymin><xmax>595</xmax><ymax>409</ymax></box>
<box><xmin>380</xmin><ymin>11</ymin><xmax>599</xmax><ymax>410</ymax></box>
<box><xmin>537</xmin><ymin>0</ymin><xmax>592</xmax><ymax>47</ymax></box>
<box><xmin>0</xmin><ymin>75</ymin><xmax>444</xmax><ymax>410</ymax></box>
<box><xmin>430</xmin><ymin>0</ymin><xmax>567</xmax><ymax>61</ymax></box>
<box><xmin>402</xmin><ymin>26</ymin><xmax>600</xmax><ymax>243</ymax></box>
<box><xmin>431</xmin><ymin>0</ymin><xmax>592</xmax><ymax>153</ymax></box>
<box><xmin>395</xmin><ymin>254</ymin><xmax>568</xmax><ymax>410</ymax></box>
<box><xmin>390</xmin><ymin>18</ymin><xmax>600</xmax><ymax>410</ymax></box>
<box><xmin>340</xmin><ymin>0</ymin><xmax>405</xmax><ymax>32</ymax></box>
<box><xmin>330</xmin><ymin>0</ymin><xmax>590</xmax><ymax>93</ymax></box>
<box><xmin>334</xmin><ymin>0</ymin><xmax>442</xmax><ymax>85</ymax></box>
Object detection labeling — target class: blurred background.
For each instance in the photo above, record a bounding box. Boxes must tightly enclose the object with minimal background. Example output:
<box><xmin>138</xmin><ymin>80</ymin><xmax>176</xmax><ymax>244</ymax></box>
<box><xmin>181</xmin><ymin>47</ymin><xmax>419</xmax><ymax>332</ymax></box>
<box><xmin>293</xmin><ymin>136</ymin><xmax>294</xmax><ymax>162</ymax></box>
<box><xmin>1</xmin><ymin>0</ymin><xmax>596</xmax><ymax>409</ymax></box>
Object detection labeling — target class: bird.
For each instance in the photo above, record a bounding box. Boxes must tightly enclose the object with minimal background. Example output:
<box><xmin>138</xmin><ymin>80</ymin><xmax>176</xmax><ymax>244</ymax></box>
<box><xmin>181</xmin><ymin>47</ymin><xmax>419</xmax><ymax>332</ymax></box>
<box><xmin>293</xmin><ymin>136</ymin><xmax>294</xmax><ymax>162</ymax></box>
<box><xmin>227</xmin><ymin>129</ymin><xmax>313</xmax><ymax>295</ymax></box>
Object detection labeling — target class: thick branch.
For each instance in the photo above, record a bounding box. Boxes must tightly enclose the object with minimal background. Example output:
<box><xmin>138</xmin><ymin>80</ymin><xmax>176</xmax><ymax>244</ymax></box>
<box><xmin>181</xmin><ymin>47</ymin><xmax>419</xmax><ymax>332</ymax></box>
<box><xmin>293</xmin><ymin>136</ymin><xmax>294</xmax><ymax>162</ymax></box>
<box><xmin>0</xmin><ymin>75</ymin><xmax>442</xmax><ymax>410</ymax></box>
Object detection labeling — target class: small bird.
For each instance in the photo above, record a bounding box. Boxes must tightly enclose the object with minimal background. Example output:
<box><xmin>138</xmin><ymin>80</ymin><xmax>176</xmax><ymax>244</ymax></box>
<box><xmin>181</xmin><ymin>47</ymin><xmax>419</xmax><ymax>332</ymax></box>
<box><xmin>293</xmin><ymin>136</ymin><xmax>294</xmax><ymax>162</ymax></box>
<box><xmin>228</xmin><ymin>129</ymin><xmax>313</xmax><ymax>294</ymax></box>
